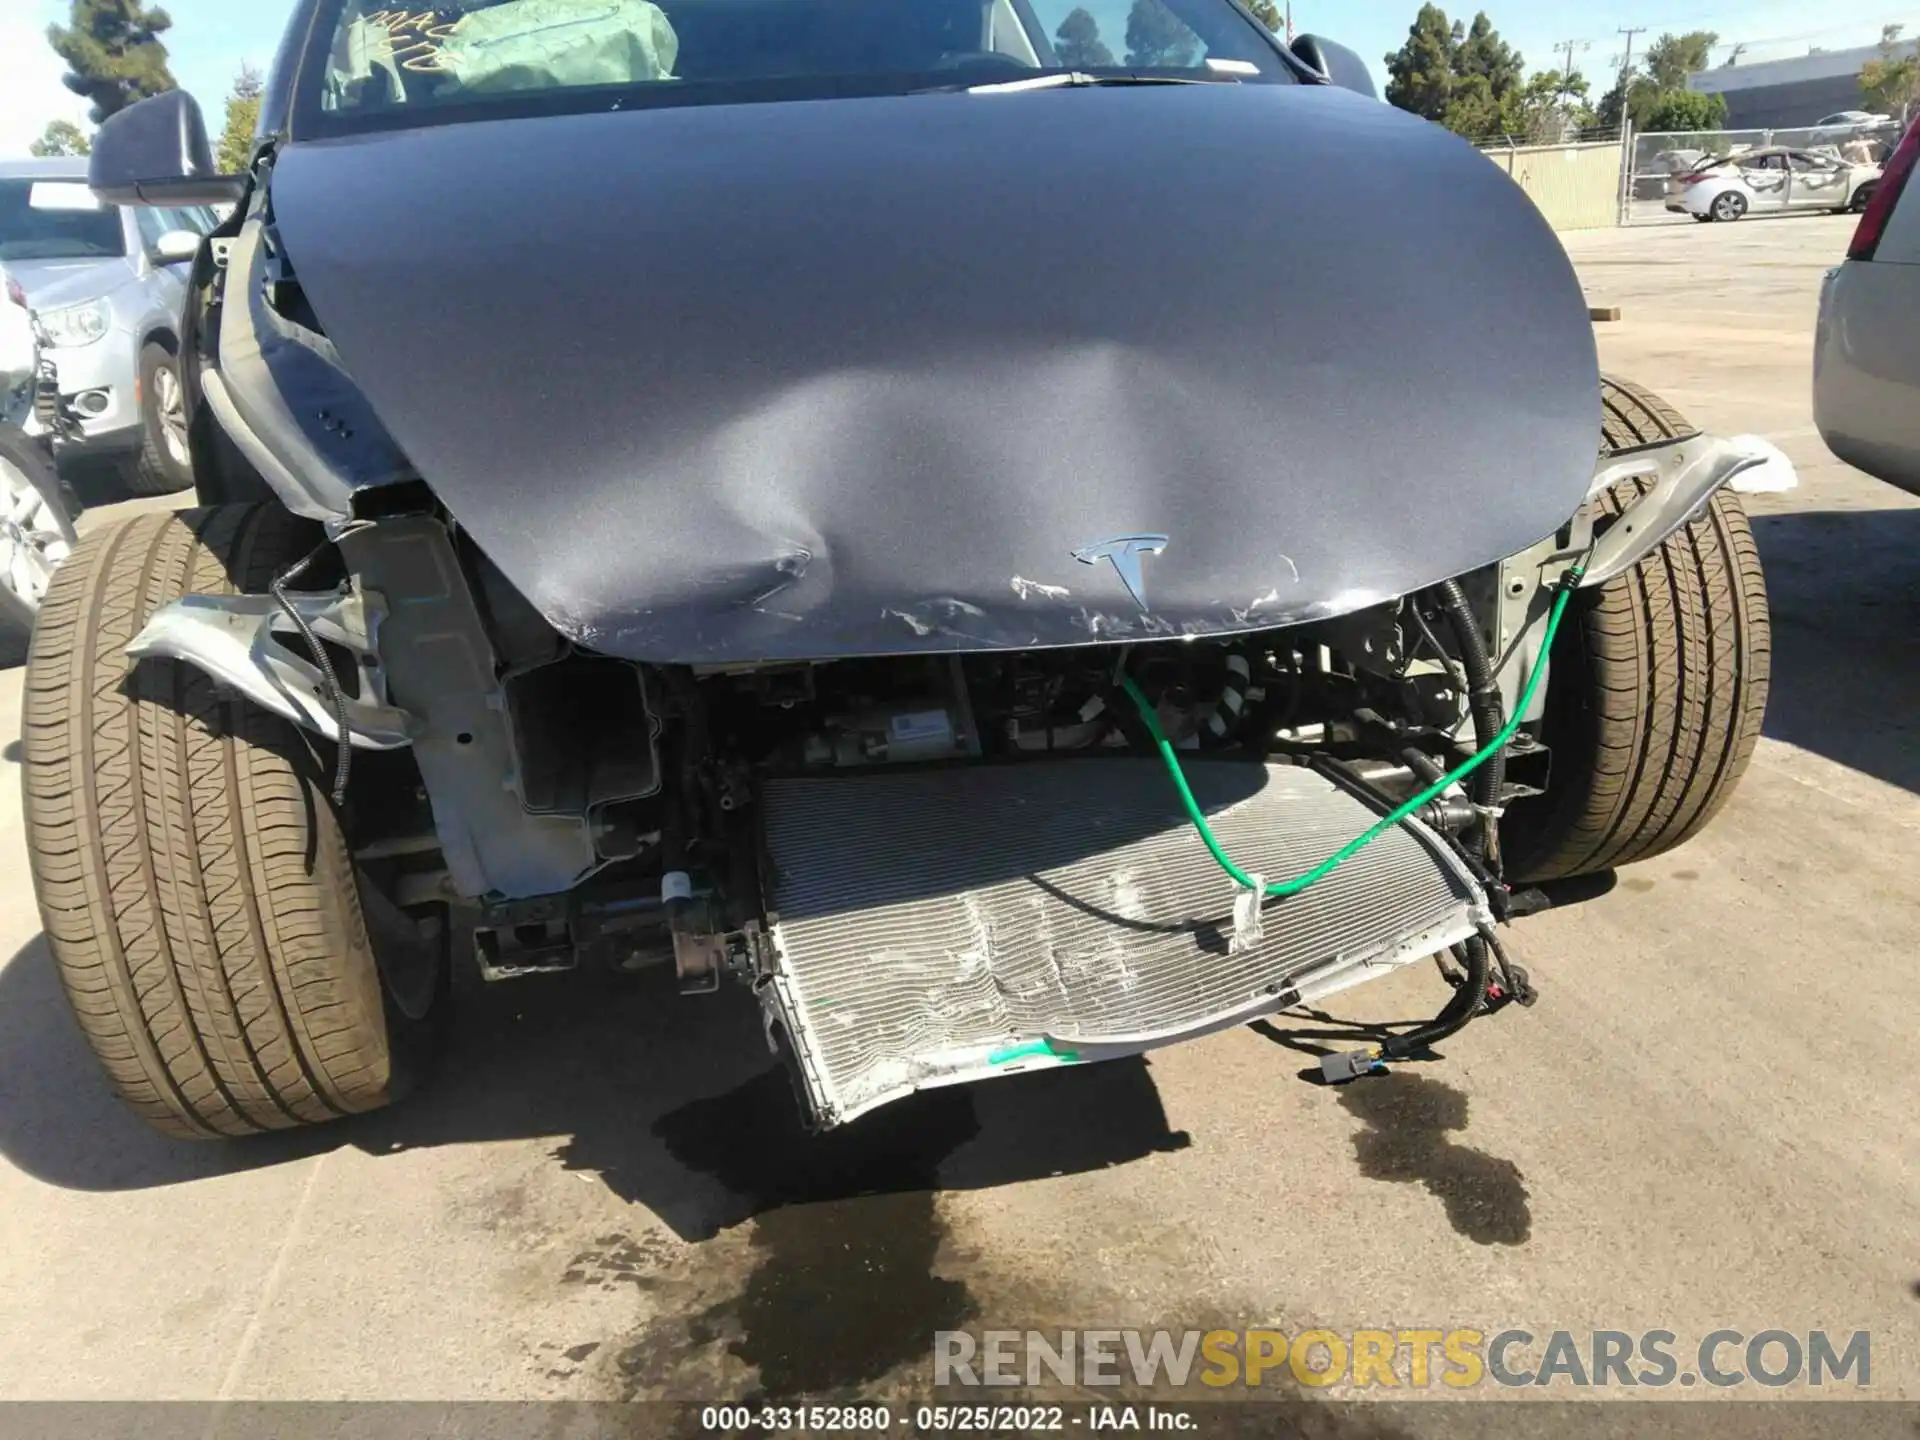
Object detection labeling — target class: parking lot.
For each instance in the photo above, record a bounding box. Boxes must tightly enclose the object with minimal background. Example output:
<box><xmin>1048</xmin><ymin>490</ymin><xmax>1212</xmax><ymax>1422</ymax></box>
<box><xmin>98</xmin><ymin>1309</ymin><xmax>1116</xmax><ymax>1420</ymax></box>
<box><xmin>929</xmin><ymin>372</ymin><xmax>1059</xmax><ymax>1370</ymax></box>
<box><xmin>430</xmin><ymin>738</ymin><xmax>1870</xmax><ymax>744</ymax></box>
<box><xmin>0</xmin><ymin>215</ymin><xmax>1915</xmax><ymax>1411</ymax></box>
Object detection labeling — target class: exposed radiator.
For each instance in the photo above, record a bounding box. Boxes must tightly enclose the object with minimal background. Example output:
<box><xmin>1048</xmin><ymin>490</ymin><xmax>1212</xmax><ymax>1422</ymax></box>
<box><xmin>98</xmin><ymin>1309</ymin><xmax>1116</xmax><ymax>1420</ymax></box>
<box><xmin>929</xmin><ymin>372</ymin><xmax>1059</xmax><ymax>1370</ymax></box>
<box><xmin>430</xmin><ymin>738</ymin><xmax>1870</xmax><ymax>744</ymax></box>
<box><xmin>758</xmin><ymin>759</ymin><xmax>1487</xmax><ymax>1127</ymax></box>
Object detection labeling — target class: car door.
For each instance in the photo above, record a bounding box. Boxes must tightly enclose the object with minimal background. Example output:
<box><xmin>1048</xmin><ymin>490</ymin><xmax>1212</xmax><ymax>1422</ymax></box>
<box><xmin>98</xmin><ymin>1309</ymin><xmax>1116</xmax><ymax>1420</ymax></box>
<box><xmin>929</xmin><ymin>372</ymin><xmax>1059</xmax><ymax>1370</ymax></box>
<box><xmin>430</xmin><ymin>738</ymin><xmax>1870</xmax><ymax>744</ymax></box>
<box><xmin>1788</xmin><ymin>151</ymin><xmax>1848</xmax><ymax>210</ymax></box>
<box><xmin>1739</xmin><ymin>152</ymin><xmax>1792</xmax><ymax>209</ymax></box>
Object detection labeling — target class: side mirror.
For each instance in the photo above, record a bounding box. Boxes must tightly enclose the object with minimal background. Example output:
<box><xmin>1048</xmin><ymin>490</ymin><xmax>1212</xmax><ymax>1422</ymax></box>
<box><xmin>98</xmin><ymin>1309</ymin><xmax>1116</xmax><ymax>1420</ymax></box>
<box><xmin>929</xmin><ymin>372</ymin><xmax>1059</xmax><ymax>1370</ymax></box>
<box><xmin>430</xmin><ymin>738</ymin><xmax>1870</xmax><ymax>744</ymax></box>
<box><xmin>1291</xmin><ymin>35</ymin><xmax>1379</xmax><ymax>100</ymax></box>
<box><xmin>90</xmin><ymin>90</ymin><xmax>244</xmax><ymax>207</ymax></box>
<box><xmin>149</xmin><ymin>229</ymin><xmax>203</xmax><ymax>265</ymax></box>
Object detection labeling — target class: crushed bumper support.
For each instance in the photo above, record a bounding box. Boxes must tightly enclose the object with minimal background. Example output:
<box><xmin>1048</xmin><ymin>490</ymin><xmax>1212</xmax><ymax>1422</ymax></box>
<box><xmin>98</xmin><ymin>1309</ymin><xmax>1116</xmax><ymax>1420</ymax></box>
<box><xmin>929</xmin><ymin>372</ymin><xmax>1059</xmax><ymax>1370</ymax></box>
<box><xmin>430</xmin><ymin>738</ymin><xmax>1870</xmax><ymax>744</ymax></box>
<box><xmin>125</xmin><ymin>588</ymin><xmax>411</xmax><ymax>749</ymax></box>
<box><xmin>1578</xmin><ymin>433</ymin><xmax>1769</xmax><ymax>589</ymax></box>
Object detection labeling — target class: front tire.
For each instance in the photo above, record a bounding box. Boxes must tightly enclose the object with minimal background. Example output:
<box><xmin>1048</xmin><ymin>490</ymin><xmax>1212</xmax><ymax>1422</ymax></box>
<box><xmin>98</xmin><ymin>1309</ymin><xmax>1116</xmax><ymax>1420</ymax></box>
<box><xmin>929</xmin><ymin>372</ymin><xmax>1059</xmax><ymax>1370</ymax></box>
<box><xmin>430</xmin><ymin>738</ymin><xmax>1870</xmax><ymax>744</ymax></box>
<box><xmin>121</xmin><ymin>343</ymin><xmax>196</xmax><ymax>496</ymax></box>
<box><xmin>22</xmin><ymin>506</ymin><xmax>445</xmax><ymax>1139</ymax></box>
<box><xmin>1502</xmin><ymin>379</ymin><xmax>1771</xmax><ymax>884</ymax></box>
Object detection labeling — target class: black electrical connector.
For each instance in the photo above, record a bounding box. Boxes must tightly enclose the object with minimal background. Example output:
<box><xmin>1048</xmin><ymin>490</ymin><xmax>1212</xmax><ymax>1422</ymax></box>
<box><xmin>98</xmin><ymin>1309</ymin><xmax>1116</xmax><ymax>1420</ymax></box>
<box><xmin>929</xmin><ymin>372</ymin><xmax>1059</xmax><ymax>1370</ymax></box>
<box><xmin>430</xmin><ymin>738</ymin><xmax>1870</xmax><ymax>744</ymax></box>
<box><xmin>1380</xmin><ymin>935</ymin><xmax>1493</xmax><ymax>1060</ymax></box>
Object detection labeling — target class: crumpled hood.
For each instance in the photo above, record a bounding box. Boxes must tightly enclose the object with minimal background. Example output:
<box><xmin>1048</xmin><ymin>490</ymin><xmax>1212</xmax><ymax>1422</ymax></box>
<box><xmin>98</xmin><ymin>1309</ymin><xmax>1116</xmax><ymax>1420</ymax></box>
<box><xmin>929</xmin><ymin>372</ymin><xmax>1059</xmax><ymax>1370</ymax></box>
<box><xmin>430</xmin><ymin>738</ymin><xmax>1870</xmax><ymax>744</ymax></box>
<box><xmin>269</xmin><ymin>84</ymin><xmax>1600</xmax><ymax>662</ymax></box>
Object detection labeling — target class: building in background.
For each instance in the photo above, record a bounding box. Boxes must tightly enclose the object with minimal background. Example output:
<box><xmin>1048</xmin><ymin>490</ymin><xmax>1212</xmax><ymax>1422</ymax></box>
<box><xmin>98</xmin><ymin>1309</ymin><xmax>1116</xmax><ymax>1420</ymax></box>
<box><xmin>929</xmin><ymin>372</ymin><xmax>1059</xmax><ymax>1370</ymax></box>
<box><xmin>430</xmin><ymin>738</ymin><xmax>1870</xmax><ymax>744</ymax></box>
<box><xmin>1688</xmin><ymin>44</ymin><xmax>1882</xmax><ymax>129</ymax></box>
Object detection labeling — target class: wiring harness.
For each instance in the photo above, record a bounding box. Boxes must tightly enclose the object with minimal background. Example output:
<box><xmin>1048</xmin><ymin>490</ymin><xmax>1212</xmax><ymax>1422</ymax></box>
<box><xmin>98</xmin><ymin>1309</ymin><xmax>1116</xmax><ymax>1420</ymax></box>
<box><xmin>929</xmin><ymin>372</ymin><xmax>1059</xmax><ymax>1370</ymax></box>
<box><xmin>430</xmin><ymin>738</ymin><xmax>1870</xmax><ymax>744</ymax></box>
<box><xmin>1119</xmin><ymin>564</ymin><xmax>1586</xmax><ymax>1075</ymax></box>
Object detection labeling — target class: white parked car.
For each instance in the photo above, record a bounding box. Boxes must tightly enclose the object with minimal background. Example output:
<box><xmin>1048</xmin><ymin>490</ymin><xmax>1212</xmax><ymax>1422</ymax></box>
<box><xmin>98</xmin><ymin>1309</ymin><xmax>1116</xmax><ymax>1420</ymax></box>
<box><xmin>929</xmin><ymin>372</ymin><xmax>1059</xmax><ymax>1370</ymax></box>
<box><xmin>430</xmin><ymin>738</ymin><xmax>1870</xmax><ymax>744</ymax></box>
<box><xmin>1668</xmin><ymin>147</ymin><xmax>1883</xmax><ymax>222</ymax></box>
<box><xmin>1810</xmin><ymin>111</ymin><xmax>1898</xmax><ymax>144</ymax></box>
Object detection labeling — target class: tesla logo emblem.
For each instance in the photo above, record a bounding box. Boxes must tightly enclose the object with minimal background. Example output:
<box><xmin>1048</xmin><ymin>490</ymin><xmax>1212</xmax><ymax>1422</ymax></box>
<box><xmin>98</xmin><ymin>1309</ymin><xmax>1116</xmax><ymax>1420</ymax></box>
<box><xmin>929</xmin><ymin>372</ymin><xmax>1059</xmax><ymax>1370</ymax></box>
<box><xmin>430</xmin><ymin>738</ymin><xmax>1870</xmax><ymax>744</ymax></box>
<box><xmin>1073</xmin><ymin>534</ymin><xmax>1168</xmax><ymax>613</ymax></box>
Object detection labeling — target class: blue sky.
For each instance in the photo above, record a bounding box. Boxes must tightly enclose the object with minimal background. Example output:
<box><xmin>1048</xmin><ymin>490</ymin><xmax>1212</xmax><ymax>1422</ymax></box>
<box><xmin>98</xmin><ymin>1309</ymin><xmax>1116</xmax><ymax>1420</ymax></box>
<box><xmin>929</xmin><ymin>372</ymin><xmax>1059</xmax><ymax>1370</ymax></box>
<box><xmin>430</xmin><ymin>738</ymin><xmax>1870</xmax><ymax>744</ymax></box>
<box><xmin>3</xmin><ymin>0</ymin><xmax>1914</xmax><ymax>153</ymax></box>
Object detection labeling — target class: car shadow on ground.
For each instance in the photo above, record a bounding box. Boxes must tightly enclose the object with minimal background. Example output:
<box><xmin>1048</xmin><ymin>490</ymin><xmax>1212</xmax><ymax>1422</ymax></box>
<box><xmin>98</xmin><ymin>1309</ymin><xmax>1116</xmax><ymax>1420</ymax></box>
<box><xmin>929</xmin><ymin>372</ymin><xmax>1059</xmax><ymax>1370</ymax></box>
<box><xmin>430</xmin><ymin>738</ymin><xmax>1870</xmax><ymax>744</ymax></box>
<box><xmin>1750</xmin><ymin>506</ymin><xmax>1920</xmax><ymax>795</ymax></box>
<box><xmin>0</xmin><ymin>931</ymin><xmax>1191</xmax><ymax>1240</ymax></box>
<box><xmin>54</xmin><ymin>453</ymin><xmax>139</xmax><ymax>515</ymax></box>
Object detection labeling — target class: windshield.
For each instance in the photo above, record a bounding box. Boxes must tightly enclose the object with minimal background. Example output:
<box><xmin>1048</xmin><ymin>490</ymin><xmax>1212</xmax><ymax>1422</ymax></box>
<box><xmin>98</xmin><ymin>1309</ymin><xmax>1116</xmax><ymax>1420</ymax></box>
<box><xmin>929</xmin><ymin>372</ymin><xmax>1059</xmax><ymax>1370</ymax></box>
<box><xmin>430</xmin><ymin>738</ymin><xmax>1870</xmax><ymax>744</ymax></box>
<box><xmin>0</xmin><ymin>180</ymin><xmax>127</xmax><ymax>263</ymax></box>
<box><xmin>301</xmin><ymin>0</ymin><xmax>1295</xmax><ymax>131</ymax></box>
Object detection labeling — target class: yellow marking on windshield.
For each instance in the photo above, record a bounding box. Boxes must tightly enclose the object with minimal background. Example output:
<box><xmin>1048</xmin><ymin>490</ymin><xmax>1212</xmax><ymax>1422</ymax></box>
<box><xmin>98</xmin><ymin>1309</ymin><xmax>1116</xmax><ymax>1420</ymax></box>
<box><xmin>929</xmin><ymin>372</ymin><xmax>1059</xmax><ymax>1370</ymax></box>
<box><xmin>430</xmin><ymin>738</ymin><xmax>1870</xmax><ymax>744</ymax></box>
<box><xmin>363</xmin><ymin>8</ymin><xmax>465</xmax><ymax>72</ymax></box>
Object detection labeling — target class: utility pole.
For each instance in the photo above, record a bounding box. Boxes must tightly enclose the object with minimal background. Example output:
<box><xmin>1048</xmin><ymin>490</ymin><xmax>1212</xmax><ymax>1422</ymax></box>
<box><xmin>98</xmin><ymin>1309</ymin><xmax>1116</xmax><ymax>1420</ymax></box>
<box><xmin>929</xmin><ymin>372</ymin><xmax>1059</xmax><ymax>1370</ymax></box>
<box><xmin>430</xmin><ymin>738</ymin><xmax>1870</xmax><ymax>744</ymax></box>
<box><xmin>1616</xmin><ymin>25</ymin><xmax>1645</xmax><ymax>91</ymax></box>
<box><xmin>1613</xmin><ymin>27</ymin><xmax>1644</xmax><ymax>224</ymax></box>
<box><xmin>1555</xmin><ymin>38</ymin><xmax>1590</xmax><ymax>99</ymax></box>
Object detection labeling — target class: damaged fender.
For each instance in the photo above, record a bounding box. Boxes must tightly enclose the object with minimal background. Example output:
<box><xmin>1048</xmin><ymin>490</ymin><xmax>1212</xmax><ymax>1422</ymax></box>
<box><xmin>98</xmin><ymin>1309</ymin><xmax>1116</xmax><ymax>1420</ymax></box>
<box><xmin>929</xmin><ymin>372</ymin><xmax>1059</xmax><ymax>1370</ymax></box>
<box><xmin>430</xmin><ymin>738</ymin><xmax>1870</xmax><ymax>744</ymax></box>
<box><xmin>1578</xmin><ymin>433</ymin><xmax>1770</xmax><ymax>589</ymax></box>
<box><xmin>126</xmin><ymin>588</ymin><xmax>411</xmax><ymax>748</ymax></box>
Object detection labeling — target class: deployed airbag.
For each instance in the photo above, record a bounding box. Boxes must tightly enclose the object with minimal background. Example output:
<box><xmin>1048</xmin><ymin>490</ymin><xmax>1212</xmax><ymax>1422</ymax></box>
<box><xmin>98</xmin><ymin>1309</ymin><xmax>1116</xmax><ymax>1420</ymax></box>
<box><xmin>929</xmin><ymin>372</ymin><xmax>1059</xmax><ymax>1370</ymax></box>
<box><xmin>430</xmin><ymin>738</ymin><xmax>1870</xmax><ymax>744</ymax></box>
<box><xmin>327</xmin><ymin>0</ymin><xmax>677</xmax><ymax>107</ymax></box>
<box><xmin>435</xmin><ymin>0</ymin><xmax>679</xmax><ymax>91</ymax></box>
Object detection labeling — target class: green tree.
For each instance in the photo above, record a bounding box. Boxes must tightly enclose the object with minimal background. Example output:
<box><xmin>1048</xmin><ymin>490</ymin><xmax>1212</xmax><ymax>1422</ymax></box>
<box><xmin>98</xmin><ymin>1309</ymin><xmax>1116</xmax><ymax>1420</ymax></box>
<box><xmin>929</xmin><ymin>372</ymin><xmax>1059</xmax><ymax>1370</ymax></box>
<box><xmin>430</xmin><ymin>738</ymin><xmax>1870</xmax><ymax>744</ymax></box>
<box><xmin>1508</xmin><ymin>67</ymin><xmax>1596</xmax><ymax>143</ymax></box>
<box><xmin>1597</xmin><ymin>30</ymin><xmax>1719</xmax><ymax>133</ymax></box>
<box><xmin>1860</xmin><ymin>24</ymin><xmax>1920</xmax><ymax>123</ymax></box>
<box><xmin>29</xmin><ymin>119</ymin><xmax>93</xmax><ymax>157</ymax></box>
<box><xmin>1123</xmin><ymin>0</ymin><xmax>1197</xmax><ymax>69</ymax></box>
<box><xmin>1640</xmin><ymin>87</ymin><xmax>1726</xmax><ymax>134</ymax></box>
<box><xmin>1643</xmin><ymin>30</ymin><xmax>1717</xmax><ymax>91</ymax></box>
<box><xmin>1384</xmin><ymin>3</ymin><xmax>1460</xmax><ymax>121</ymax></box>
<box><xmin>1053</xmin><ymin>8</ymin><xmax>1115</xmax><ymax>67</ymax></box>
<box><xmin>1386</xmin><ymin>6</ymin><xmax>1603</xmax><ymax>144</ymax></box>
<box><xmin>1596</xmin><ymin>72</ymin><xmax>1631</xmax><ymax>130</ymax></box>
<box><xmin>1454</xmin><ymin>12</ymin><xmax>1522</xmax><ymax>100</ymax></box>
<box><xmin>1242</xmin><ymin>0</ymin><xmax>1284</xmax><ymax>33</ymax></box>
<box><xmin>216</xmin><ymin>63</ymin><xmax>265</xmax><ymax>174</ymax></box>
<box><xmin>47</xmin><ymin>0</ymin><xmax>178</xmax><ymax>125</ymax></box>
<box><xmin>1435</xmin><ymin>12</ymin><xmax>1529</xmax><ymax>139</ymax></box>
<box><xmin>1534</xmin><ymin>67</ymin><xmax>1591</xmax><ymax>108</ymax></box>
<box><xmin>1440</xmin><ymin>73</ymin><xmax>1508</xmax><ymax>138</ymax></box>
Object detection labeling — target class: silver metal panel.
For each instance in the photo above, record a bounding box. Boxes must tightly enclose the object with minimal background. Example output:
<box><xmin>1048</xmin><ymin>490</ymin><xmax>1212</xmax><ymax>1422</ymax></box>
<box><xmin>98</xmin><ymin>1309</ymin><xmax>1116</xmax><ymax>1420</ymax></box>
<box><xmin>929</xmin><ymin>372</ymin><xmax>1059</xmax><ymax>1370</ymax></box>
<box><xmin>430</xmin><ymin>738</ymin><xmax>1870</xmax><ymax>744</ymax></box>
<box><xmin>125</xmin><ymin>589</ymin><xmax>411</xmax><ymax>749</ymax></box>
<box><xmin>1578</xmin><ymin>434</ymin><xmax>1764</xmax><ymax>588</ymax></box>
<box><xmin>1815</xmin><ymin>260</ymin><xmax>1920</xmax><ymax>498</ymax></box>
<box><xmin>341</xmin><ymin>518</ymin><xmax>597</xmax><ymax>900</ymax></box>
<box><xmin>761</xmin><ymin>760</ymin><xmax>1484</xmax><ymax>1125</ymax></box>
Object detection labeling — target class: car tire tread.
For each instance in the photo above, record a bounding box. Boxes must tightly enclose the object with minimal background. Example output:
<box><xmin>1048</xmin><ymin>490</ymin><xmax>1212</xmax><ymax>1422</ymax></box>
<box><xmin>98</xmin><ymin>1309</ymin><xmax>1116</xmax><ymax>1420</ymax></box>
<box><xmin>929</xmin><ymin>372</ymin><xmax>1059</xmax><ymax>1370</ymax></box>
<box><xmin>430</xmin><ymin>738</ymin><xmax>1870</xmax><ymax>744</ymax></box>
<box><xmin>1504</xmin><ymin>377</ymin><xmax>1771</xmax><ymax>883</ymax></box>
<box><xmin>22</xmin><ymin>505</ymin><xmax>421</xmax><ymax>1139</ymax></box>
<box><xmin>123</xmin><ymin>343</ymin><xmax>195</xmax><ymax>498</ymax></box>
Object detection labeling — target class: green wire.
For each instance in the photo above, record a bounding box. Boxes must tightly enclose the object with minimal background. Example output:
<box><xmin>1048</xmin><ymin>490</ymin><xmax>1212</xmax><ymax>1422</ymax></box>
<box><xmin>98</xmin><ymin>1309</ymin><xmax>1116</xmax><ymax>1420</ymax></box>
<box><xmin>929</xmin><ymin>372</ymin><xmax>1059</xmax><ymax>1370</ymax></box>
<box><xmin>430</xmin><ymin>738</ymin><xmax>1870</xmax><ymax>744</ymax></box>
<box><xmin>1120</xmin><ymin>574</ymin><xmax>1581</xmax><ymax>900</ymax></box>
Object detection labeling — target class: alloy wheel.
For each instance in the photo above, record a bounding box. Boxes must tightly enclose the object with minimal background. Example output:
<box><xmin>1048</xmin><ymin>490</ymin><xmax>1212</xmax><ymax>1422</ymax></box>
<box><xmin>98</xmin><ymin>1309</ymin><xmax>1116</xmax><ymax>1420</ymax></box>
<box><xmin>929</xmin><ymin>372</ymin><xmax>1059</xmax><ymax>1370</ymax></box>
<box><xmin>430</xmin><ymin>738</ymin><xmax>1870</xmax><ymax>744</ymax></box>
<box><xmin>152</xmin><ymin>363</ymin><xmax>190</xmax><ymax>468</ymax></box>
<box><xmin>0</xmin><ymin>451</ymin><xmax>72</xmax><ymax>620</ymax></box>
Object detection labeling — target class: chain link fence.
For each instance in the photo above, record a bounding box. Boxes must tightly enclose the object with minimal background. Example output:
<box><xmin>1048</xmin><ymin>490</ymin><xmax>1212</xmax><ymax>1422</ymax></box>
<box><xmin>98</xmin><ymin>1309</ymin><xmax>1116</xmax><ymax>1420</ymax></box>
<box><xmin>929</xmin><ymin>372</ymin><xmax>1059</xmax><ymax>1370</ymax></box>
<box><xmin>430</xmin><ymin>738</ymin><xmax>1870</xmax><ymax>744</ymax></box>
<box><xmin>1624</xmin><ymin>122</ymin><xmax>1901</xmax><ymax>226</ymax></box>
<box><xmin>1468</xmin><ymin>122</ymin><xmax>1624</xmax><ymax>152</ymax></box>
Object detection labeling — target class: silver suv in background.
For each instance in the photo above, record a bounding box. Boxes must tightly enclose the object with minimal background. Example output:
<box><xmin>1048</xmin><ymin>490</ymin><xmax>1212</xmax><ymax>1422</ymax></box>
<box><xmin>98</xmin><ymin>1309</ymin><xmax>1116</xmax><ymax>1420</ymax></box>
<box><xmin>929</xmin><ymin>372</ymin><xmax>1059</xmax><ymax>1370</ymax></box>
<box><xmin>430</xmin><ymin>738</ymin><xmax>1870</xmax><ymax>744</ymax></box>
<box><xmin>1815</xmin><ymin>117</ymin><xmax>1920</xmax><ymax>496</ymax></box>
<box><xmin>0</xmin><ymin>157</ymin><xmax>213</xmax><ymax>496</ymax></box>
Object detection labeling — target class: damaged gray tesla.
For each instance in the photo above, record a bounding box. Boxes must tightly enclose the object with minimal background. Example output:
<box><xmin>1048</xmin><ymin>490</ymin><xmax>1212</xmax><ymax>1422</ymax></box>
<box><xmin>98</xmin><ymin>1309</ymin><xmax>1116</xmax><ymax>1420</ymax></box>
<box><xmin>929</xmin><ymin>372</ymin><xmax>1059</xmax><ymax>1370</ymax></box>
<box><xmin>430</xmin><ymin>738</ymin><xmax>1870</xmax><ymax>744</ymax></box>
<box><xmin>22</xmin><ymin>0</ymin><xmax>1771</xmax><ymax>1139</ymax></box>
